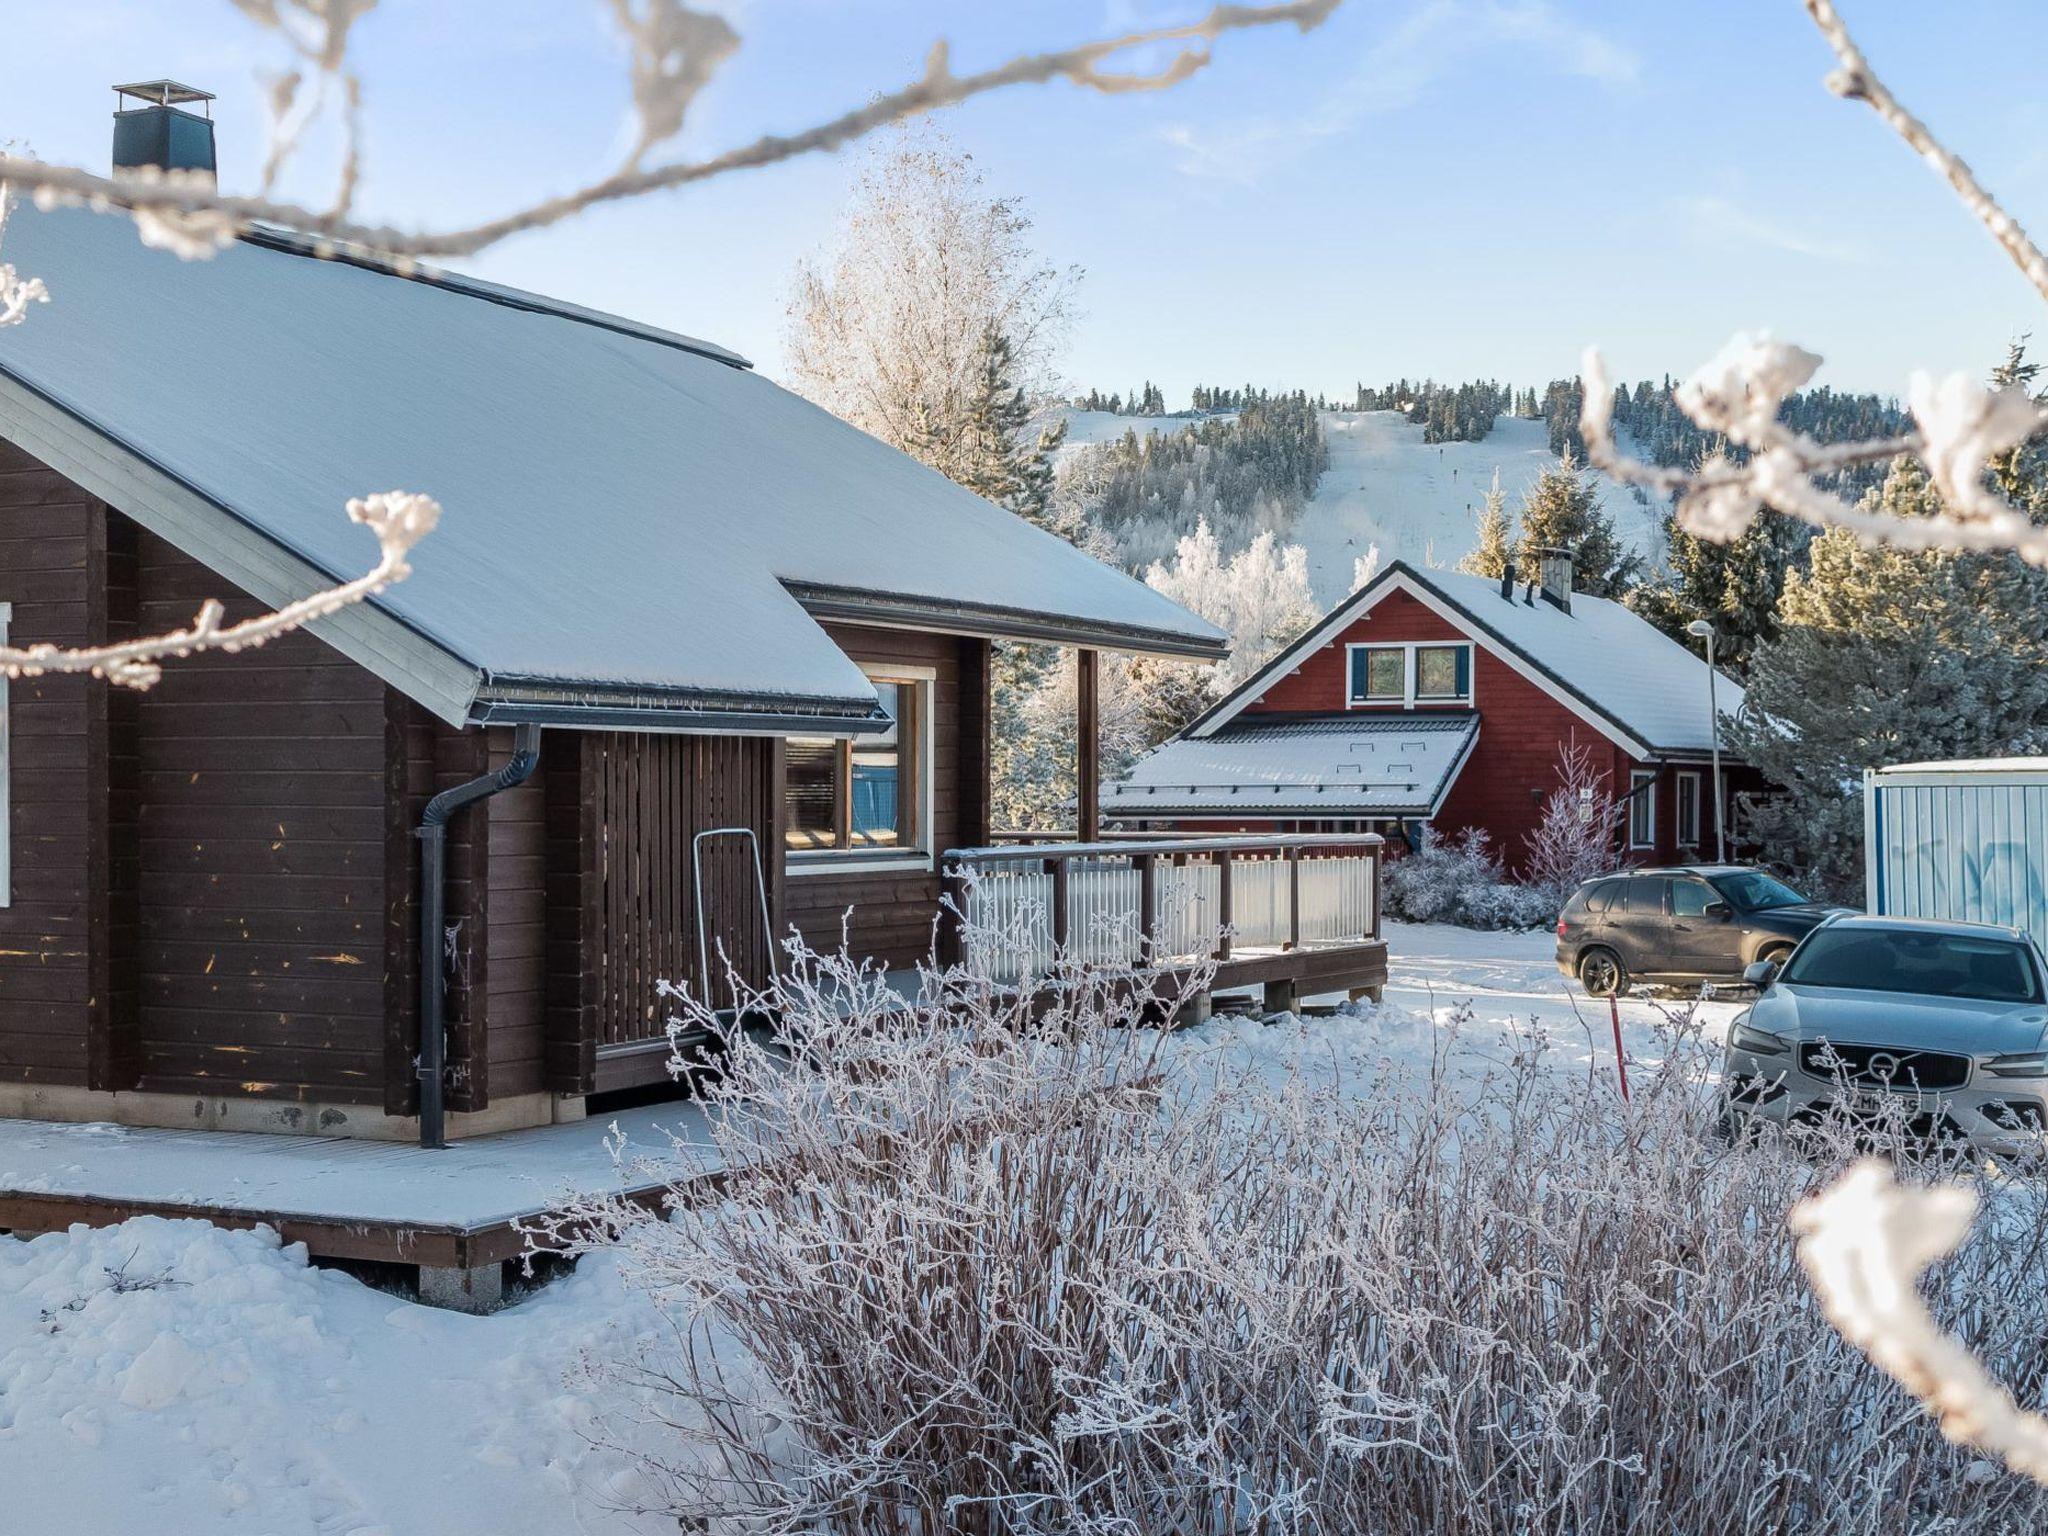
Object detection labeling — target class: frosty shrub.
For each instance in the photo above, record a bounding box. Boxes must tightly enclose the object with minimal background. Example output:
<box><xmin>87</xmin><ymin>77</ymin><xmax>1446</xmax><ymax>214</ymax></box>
<box><xmin>1523</xmin><ymin>734</ymin><xmax>1626</xmax><ymax>912</ymax></box>
<box><xmin>1383</xmin><ymin>825</ymin><xmax>1554</xmax><ymax>930</ymax></box>
<box><xmin>545</xmin><ymin>938</ymin><xmax>2048</xmax><ymax>1534</ymax></box>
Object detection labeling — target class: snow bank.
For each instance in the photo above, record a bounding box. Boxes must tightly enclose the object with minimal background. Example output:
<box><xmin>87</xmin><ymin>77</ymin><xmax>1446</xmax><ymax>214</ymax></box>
<box><xmin>0</xmin><ymin>1218</ymin><xmax>675</xmax><ymax>1535</ymax></box>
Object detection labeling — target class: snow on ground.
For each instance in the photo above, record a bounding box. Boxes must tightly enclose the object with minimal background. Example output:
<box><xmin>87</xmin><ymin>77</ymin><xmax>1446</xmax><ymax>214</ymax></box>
<box><xmin>0</xmin><ymin>921</ymin><xmax>1741</xmax><ymax>1535</ymax></box>
<box><xmin>1047</xmin><ymin>407</ymin><xmax>1226</xmax><ymax>463</ymax></box>
<box><xmin>1290</xmin><ymin>412</ymin><xmax>1664</xmax><ymax>609</ymax></box>
<box><xmin>0</xmin><ymin>1221</ymin><xmax>679</xmax><ymax>1536</ymax></box>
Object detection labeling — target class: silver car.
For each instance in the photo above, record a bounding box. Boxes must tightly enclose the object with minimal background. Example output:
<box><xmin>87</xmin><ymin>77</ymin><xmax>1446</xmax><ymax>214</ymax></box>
<box><xmin>1722</xmin><ymin>914</ymin><xmax>2048</xmax><ymax>1156</ymax></box>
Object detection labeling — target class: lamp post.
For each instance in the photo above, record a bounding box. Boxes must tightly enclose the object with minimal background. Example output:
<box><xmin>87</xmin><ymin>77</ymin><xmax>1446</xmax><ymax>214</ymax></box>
<box><xmin>1686</xmin><ymin>620</ymin><xmax>1725</xmax><ymax>862</ymax></box>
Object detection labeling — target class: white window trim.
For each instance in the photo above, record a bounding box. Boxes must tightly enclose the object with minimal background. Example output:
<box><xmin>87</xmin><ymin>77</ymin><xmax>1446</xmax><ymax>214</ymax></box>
<box><xmin>1675</xmin><ymin>770</ymin><xmax>1701</xmax><ymax>848</ymax></box>
<box><xmin>1628</xmin><ymin>769</ymin><xmax>1658</xmax><ymax>851</ymax></box>
<box><xmin>787</xmin><ymin>661</ymin><xmax>938</xmax><ymax>878</ymax></box>
<box><xmin>0</xmin><ymin>602</ymin><xmax>9</xmax><ymax>908</ymax></box>
<box><xmin>1344</xmin><ymin>640</ymin><xmax>1475</xmax><ymax>710</ymax></box>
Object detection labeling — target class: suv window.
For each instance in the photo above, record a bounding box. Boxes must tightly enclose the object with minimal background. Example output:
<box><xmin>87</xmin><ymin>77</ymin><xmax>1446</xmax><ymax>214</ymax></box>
<box><xmin>1671</xmin><ymin>879</ymin><xmax>1715</xmax><ymax>917</ymax></box>
<box><xmin>1622</xmin><ymin>877</ymin><xmax>1668</xmax><ymax>914</ymax></box>
<box><xmin>1577</xmin><ymin>880</ymin><xmax>1617</xmax><ymax>915</ymax></box>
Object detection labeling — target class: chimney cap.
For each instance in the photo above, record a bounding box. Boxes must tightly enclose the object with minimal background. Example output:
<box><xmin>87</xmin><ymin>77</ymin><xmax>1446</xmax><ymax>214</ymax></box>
<box><xmin>114</xmin><ymin>80</ymin><xmax>215</xmax><ymax>111</ymax></box>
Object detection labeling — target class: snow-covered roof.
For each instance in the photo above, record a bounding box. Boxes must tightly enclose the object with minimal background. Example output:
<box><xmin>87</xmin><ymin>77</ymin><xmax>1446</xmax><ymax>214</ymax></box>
<box><xmin>0</xmin><ymin>209</ymin><xmax>1223</xmax><ymax>730</ymax></box>
<box><xmin>1191</xmin><ymin>561</ymin><xmax>1744</xmax><ymax>758</ymax></box>
<box><xmin>1103</xmin><ymin>715</ymin><xmax>1478</xmax><ymax>819</ymax></box>
<box><xmin>1876</xmin><ymin>759</ymin><xmax>2048</xmax><ymax>776</ymax></box>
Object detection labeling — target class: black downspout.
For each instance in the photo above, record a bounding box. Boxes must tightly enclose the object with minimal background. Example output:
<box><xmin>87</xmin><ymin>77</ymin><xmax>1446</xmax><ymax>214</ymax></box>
<box><xmin>416</xmin><ymin>722</ymin><xmax>541</xmax><ymax>1149</ymax></box>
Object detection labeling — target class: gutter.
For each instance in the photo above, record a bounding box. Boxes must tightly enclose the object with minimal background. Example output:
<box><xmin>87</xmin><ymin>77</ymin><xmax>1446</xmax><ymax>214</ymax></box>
<box><xmin>781</xmin><ymin>580</ymin><xmax>1228</xmax><ymax>662</ymax></box>
<box><xmin>416</xmin><ymin>723</ymin><xmax>541</xmax><ymax>1149</ymax></box>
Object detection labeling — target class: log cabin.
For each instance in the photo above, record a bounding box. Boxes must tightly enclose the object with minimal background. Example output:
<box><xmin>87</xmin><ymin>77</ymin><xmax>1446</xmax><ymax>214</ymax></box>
<box><xmin>0</xmin><ymin>105</ymin><xmax>1392</xmax><ymax>1150</ymax></box>
<box><xmin>1105</xmin><ymin>553</ymin><xmax>1767</xmax><ymax>873</ymax></box>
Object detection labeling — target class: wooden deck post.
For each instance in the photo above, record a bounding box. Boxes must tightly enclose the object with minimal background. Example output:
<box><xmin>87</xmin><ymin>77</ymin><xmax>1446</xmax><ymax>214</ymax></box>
<box><xmin>1214</xmin><ymin>850</ymin><xmax>1234</xmax><ymax>961</ymax></box>
<box><xmin>1076</xmin><ymin>648</ymin><xmax>1100</xmax><ymax>844</ymax></box>
<box><xmin>1137</xmin><ymin>851</ymin><xmax>1158</xmax><ymax>961</ymax></box>
<box><xmin>1286</xmin><ymin>845</ymin><xmax>1302</xmax><ymax>951</ymax></box>
<box><xmin>1048</xmin><ymin>856</ymin><xmax>1070</xmax><ymax>958</ymax></box>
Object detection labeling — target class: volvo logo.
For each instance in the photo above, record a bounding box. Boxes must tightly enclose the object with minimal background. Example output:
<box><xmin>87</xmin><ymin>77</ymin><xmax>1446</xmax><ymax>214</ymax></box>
<box><xmin>1865</xmin><ymin>1051</ymin><xmax>1903</xmax><ymax>1083</ymax></box>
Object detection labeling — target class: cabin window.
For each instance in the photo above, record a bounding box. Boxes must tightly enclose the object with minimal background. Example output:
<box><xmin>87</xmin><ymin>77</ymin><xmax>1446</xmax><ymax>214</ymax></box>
<box><xmin>1628</xmin><ymin>769</ymin><xmax>1657</xmax><ymax>850</ymax></box>
<box><xmin>1676</xmin><ymin>771</ymin><xmax>1701</xmax><ymax>848</ymax></box>
<box><xmin>1347</xmin><ymin>641</ymin><xmax>1474</xmax><ymax>708</ymax></box>
<box><xmin>1349</xmin><ymin>645</ymin><xmax>1406</xmax><ymax>704</ymax></box>
<box><xmin>786</xmin><ymin>668</ymin><xmax>932</xmax><ymax>864</ymax></box>
<box><xmin>1414</xmin><ymin>644</ymin><xmax>1472</xmax><ymax>703</ymax></box>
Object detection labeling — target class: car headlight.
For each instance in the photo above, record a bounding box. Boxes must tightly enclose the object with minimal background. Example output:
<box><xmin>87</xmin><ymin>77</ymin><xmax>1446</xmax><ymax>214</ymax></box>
<box><xmin>1731</xmin><ymin>1020</ymin><xmax>1790</xmax><ymax>1056</ymax></box>
<box><xmin>1985</xmin><ymin>1050</ymin><xmax>2048</xmax><ymax>1078</ymax></box>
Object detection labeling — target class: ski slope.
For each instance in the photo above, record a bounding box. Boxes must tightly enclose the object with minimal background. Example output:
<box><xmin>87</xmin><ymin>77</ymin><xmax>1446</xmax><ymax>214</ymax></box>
<box><xmin>1048</xmin><ymin>408</ymin><xmax>1229</xmax><ymax>463</ymax></box>
<box><xmin>1290</xmin><ymin>412</ymin><xmax>1662</xmax><ymax>610</ymax></box>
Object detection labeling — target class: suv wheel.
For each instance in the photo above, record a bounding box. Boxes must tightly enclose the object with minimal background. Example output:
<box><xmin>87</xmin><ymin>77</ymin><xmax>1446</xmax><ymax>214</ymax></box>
<box><xmin>1579</xmin><ymin>947</ymin><xmax>1628</xmax><ymax>998</ymax></box>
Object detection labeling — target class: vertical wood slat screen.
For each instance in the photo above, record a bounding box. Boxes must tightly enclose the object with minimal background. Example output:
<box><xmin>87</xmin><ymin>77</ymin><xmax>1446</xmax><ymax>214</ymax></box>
<box><xmin>589</xmin><ymin>733</ymin><xmax>773</xmax><ymax>1047</ymax></box>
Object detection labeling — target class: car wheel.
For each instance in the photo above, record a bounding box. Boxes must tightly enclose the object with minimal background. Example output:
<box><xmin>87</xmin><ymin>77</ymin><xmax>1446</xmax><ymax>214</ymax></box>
<box><xmin>1755</xmin><ymin>943</ymin><xmax>1794</xmax><ymax>980</ymax></box>
<box><xmin>1579</xmin><ymin>947</ymin><xmax>1627</xmax><ymax>998</ymax></box>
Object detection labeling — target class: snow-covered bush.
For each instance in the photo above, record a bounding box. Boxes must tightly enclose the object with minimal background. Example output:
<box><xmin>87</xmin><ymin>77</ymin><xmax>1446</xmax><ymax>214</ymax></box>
<box><xmin>1384</xmin><ymin>825</ymin><xmax>1554</xmax><ymax>929</ymax></box>
<box><xmin>1523</xmin><ymin>733</ymin><xmax>1625</xmax><ymax>911</ymax></box>
<box><xmin>546</xmin><ymin>937</ymin><xmax>2048</xmax><ymax>1533</ymax></box>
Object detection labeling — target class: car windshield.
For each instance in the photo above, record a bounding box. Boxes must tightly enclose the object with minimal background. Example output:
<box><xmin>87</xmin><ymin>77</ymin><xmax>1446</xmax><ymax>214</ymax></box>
<box><xmin>1779</xmin><ymin>928</ymin><xmax>2043</xmax><ymax>1003</ymax></box>
<box><xmin>1711</xmin><ymin>871</ymin><xmax>1808</xmax><ymax>912</ymax></box>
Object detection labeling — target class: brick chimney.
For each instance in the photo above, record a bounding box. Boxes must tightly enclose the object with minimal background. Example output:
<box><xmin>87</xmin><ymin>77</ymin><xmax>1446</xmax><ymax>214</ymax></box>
<box><xmin>112</xmin><ymin>81</ymin><xmax>216</xmax><ymax>180</ymax></box>
<box><xmin>1533</xmin><ymin>545</ymin><xmax>1575</xmax><ymax>614</ymax></box>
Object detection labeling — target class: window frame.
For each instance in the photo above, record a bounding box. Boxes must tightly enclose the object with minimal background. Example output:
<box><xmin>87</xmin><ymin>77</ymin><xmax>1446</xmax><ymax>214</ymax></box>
<box><xmin>1345</xmin><ymin>640</ymin><xmax>1475</xmax><ymax>710</ymax></box>
<box><xmin>1675</xmin><ymin>770</ymin><xmax>1701</xmax><ymax>849</ymax></box>
<box><xmin>786</xmin><ymin>662</ymin><xmax>937</xmax><ymax>877</ymax></box>
<box><xmin>1628</xmin><ymin>769</ymin><xmax>1658</xmax><ymax>851</ymax></box>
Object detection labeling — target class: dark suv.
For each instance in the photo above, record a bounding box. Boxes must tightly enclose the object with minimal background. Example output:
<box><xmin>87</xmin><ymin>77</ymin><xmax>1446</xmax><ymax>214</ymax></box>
<box><xmin>1555</xmin><ymin>865</ymin><xmax>1849</xmax><ymax>996</ymax></box>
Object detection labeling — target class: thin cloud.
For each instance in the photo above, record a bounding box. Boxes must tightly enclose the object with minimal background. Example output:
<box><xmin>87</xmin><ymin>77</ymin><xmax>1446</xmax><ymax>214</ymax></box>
<box><xmin>1161</xmin><ymin>0</ymin><xmax>1641</xmax><ymax>182</ymax></box>
<box><xmin>1681</xmin><ymin>194</ymin><xmax>1869</xmax><ymax>264</ymax></box>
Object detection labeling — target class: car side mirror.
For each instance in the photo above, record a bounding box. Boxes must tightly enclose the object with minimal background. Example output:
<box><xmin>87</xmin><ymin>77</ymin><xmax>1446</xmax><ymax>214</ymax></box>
<box><xmin>1742</xmin><ymin>959</ymin><xmax>1778</xmax><ymax>988</ymax></box>
<box><xmin>1705</xmin><ymin>901</ymin><xmax>1733</xmax><ymax>921</ymax></box>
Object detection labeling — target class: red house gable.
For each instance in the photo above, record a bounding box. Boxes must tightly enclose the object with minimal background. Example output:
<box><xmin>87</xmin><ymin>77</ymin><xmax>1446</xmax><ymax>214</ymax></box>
<box><xmin>1242</xmin><ymin>587</ymin><xmax>1636</xmax><ymax>865</ymax></box>
<box><xmin>1122</xmin><ymin>562</ymin><xmax>1767</xmax><ymax>873</ymax></box>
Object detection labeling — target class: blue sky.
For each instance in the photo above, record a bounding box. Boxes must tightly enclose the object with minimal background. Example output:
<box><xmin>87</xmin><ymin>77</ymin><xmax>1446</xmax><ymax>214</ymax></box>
<box><xmin>7</xmin><ymin>1</ymin><xmax>2047</xmax><ymax>403</ymax></box>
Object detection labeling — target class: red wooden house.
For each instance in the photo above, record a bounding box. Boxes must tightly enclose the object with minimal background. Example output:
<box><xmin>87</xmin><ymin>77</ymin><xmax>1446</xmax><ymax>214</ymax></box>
<box><xmin>1105</xmin><ymin>553</ymin><xmax>1761</xmax><ymax>873</ymax></box>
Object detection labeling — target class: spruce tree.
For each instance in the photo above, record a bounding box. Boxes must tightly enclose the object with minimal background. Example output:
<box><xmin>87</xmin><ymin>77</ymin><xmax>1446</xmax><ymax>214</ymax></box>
<box><xmin>1512</xmin><ymin>454</ymin><xmax>1638</xmax><ymax>597</ymax></box>
<box><xmin>1729</xmin><ymin>457</ymin><xmax>2048</xmax><ymax>894</ymax></box>
<box><xmin>1626</xmin><ymin>468</ymin><xmax>1808</xmax><ymax>675</ymax></box>
<box><xmin>1457</xmin><ymin>469</ymin><xmax>1515</xmax><ymax>579</ymax></box>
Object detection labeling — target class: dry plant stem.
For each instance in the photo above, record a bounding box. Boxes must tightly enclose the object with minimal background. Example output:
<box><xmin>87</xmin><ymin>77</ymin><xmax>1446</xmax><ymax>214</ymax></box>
<box><xmin>1803</xmin><ymin>0</ymin><xmax>2048</xmax><ymax>306</ymax></box>
<box><xmin>0</xmin><ymin>0</ymin><xmax>1340</xmax><ymax>264</ymax></box>
<box><xmin>0</xmin><ymin>490</ymin><xmax>437</xmax><ymax>688</ymax></box>
<box><xmin>1576</xmin><ymin>1</ymin><xmax>2048</xmax><ymax>568</ymax></box>
<box><xmin>1793</xmin><ymin>1160</ymin><xmax>2048</xmax><ymax>1484</ymax></box>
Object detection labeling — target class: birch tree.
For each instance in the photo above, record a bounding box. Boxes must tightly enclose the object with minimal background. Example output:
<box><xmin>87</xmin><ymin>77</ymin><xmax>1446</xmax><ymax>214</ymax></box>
<box><xmin>0</xmin><ymin>0</ymin><xmax>1338</xmax><ymax>688</ymax></box>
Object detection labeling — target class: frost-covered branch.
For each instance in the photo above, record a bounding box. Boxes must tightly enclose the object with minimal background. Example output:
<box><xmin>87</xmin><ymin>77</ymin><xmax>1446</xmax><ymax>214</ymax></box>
<box><xmin>1</xmin><ymin>0</ymin><xmax>1340</xmax><ymax>264</ymax></box>
<box><xmin>0</xmin><ymin>490</ymin><xmax>436</xmax><ymax>688</ymax></box>
<box><xmin>1579</xmin><ymin>1</ymin><xmax>2048</xmax><ymax>565</ymax></box>
<box><xmin>1793</xmin><ymin>1160</ymin><xmax>2048</xmax><ymax>1485</ymax></box>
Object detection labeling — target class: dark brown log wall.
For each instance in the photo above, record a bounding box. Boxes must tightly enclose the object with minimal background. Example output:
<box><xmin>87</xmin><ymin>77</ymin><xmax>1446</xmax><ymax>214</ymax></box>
<box><xmin>0</xmin><ymin>442</ymin><xmax>104</xmax><ymax>1088</ymax></box>
<box><xmin>129</xmin><ymin>530</ymin><xmax>390</xmax><ymax>1103</ymax></box>
<box><xmin>784</xmin><ymin>625</ymin><xmax>991</xmax><ymax>971</ymax></box>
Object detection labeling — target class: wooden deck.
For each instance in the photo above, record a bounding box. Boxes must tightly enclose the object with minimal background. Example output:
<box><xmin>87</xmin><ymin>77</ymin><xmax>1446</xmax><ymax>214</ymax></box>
<box><xmin>0</xmin><ymin>1105</ymin><xmax>716</xmax><ymax>1308</ymax></box>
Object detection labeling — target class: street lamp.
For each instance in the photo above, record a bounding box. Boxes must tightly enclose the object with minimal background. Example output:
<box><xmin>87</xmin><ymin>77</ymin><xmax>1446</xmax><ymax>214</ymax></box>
<box><xmin>1686</xmin><ymin>620</ymin><xmax>1726</xmax><ymax>862</ymax></box>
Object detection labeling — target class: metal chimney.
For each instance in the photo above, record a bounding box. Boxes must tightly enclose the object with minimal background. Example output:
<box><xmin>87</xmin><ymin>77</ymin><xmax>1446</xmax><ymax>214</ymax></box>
<box><xmin>112</xmin><ymin>80</ymin><xmax>216</xmax><ymax>179</ymax></box>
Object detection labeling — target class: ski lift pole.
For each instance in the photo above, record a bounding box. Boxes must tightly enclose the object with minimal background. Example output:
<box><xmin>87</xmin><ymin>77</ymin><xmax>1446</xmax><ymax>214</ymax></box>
<box><xmin>1609</xmin><ymin>993</ymin><xmax>1630</xmax><ymax>1101</ymax></box>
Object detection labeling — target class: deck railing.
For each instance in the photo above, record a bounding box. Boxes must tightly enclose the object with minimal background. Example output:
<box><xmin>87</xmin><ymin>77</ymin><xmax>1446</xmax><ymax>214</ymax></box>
<box><xmin>942</xmin><ymin>834</ymin><xmax>1383</xmax><ymax>984</ymax></box>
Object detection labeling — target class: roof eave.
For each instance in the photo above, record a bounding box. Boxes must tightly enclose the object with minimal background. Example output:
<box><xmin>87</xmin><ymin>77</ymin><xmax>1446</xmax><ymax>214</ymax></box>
<box><xmin>470</xmin><ymin>675</ymin><xmax>893</xmax><ymax>737</ymax></box>
<box><xmin>784</xmin><ymin>580</ymin><xmax>1228</xmax><ymax>661</ymax></box>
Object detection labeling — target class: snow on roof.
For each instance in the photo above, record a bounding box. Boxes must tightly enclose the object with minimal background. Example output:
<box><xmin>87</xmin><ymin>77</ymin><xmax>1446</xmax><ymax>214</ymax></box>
<box><xmin>0</xmin><ymin>209</ymin><xmax>1222</xmax><ymax>722</ymax></box>
<box><xmin>1400</xmin><ymin>566</ymin><xmax>1742</xmax><ymax>754</ymax></box>
<box><xmin>1875</xmin><ymin>759</ymin><xmax>2048</xmax><ymax>777</ymax></box>
<box><xmin>1103</xmin><ymin>715</ymin><xmax>1478</xmax><ymax>818</ymax></box>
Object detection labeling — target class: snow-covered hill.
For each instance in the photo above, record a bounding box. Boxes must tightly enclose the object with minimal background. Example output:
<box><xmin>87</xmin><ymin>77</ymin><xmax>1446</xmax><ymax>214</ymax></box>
<box><xmin>1050</xmin><ymin>408</ymin><xmax>1228</xmax><ymax>462</ymax></box>
<box><xmin>1290</xmin><ymin>412</ymin><xmax>1662</xmax><ymax>610</ymax></box>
